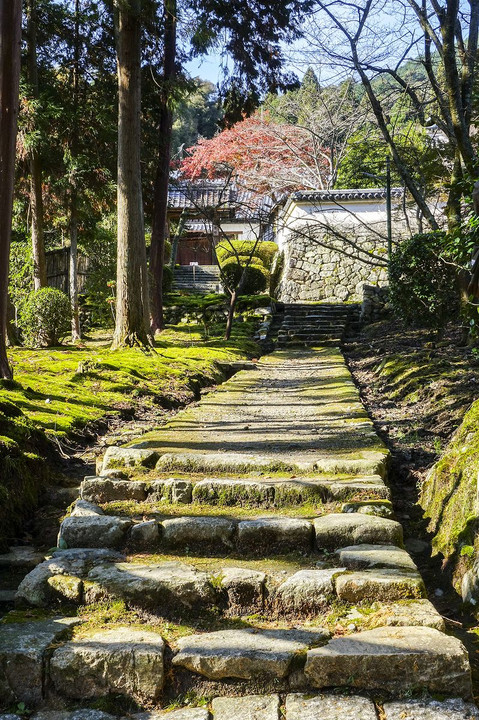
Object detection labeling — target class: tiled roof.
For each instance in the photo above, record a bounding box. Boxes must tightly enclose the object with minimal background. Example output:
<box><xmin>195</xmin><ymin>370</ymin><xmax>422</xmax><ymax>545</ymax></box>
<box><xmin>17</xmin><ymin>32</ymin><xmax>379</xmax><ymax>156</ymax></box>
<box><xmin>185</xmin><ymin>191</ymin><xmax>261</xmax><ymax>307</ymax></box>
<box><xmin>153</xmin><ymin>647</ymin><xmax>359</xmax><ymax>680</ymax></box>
<box><xmin>168</xmin><ymin>181</ymin><xmax>273</xmax><ymax>220</ymax></box>
<box><xmin>292</xmin><ymin>188</ymin><xmax>404</xmax><ymax>202</ymax></box>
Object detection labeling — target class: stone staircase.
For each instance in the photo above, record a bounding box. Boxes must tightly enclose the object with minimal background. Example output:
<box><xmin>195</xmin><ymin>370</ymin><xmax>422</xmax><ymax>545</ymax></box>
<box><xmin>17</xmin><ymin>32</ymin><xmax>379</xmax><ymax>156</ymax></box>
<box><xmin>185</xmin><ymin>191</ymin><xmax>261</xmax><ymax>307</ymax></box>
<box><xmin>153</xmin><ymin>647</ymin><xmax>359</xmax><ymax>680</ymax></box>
<box><xmin>173</xmin><ymin>265</ymin><xmax>222</xmax><ymax>294</ymax></box>
<box><xmin>1</xmin><ymin>348</ymin><xmax>477</xmax><ymax>720</ymax></box>
<box><xmin>276</xmin><ymin>302</ymin><xmax>359</xmax><ymax>347</ymax></box>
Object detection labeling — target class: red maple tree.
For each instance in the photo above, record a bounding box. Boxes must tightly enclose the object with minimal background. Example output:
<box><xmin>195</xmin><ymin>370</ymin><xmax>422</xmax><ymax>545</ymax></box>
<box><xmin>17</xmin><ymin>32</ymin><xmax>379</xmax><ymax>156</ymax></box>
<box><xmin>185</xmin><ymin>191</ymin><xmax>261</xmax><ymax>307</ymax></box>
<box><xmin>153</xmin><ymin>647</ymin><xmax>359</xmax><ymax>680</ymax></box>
<box><xmin>180</xmin><ymin>113</ymin><xmax>331</xmax><ymax>193</ymax></box>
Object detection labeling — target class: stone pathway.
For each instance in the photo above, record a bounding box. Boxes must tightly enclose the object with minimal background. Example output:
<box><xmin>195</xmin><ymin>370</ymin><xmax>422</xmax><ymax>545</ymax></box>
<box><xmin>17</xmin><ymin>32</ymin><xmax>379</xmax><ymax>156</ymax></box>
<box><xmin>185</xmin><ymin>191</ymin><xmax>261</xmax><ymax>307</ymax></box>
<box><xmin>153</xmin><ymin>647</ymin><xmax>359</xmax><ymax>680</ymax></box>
<box><xmin>1</xmin><ymin>343</ymin><xmax>477</xmax><ymax>718</ymax></box>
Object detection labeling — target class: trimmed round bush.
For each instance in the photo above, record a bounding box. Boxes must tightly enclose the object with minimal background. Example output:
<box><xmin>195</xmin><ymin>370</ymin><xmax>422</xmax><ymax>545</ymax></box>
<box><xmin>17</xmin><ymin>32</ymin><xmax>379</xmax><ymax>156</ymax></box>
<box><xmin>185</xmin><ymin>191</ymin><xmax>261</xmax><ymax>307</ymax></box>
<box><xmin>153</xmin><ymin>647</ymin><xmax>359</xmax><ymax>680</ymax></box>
<box><xmin>19</xmin><ymin>287</ymin><xmax>72</xmax><ymax>347</ymax></box>
<box><xmin>221</xmin><ymin>261</ymin><xmax>269</xmax><ymax>294</ymax></box>
<box><xmin>389</xmin><ymin>232</ymin><xmax>459</xmax><ymax>328</ymax></box>
<box><xmin>216</xmin><ymin>240</ymin><xmax>278</xmax><ymax>269</ymax></box>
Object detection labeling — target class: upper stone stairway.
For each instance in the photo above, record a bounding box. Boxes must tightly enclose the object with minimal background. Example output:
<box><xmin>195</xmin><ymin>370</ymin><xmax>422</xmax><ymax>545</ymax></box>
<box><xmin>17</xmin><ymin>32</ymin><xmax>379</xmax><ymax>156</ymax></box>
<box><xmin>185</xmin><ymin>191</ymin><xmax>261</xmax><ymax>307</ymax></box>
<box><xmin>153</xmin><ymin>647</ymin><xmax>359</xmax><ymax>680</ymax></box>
<box><xmin>0</xmin><ymin>346</ymin><xmax>477</xmax><ymax>720</ymax></box>
<box><xmin>276</xmin><ymin>302</ymin><xmax>359</xmax><ymax>347</ymax></box>
<box><xmin>173</xmin><ymin>265</ymin><xmax>222</xmax><ymax>294</ymax></box>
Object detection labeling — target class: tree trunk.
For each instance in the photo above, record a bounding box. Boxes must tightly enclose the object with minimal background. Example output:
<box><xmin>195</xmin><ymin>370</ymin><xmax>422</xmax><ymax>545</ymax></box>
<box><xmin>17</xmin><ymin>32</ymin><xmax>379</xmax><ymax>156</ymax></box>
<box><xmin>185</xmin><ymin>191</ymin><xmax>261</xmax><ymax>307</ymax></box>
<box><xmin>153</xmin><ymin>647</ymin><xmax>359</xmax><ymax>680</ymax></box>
<box><xmin>224</xmin><ymin>289</ymin><xmax>237</xmax><ymax>340</ymax></box>
<box><xmin>70</xmin><ymin>0</ymin><xmax>81</xmax><ymax>341</ymax></box>
<box><xmin>112</xmin><ymin>0</ymin><xmax>152</xmax><ymax>348</ymax></box>
<box><xmin>70</xmin><ymin>190</ymin><xmax>81</xmax><ymax>340</ymax></box>
<box><xmin>27</xmin><ymin>0</ymin><xmax>47</xmax><ymax>290</ymax></box>
<box><xmin>149</xmin><ymin>0</ymin><xmax>177</xmax><ymax>334</ymax></box>
<box><xmin>0</xmin><ymin>0</ymin><xmax>22</xmax><ymax>379</ymax></box>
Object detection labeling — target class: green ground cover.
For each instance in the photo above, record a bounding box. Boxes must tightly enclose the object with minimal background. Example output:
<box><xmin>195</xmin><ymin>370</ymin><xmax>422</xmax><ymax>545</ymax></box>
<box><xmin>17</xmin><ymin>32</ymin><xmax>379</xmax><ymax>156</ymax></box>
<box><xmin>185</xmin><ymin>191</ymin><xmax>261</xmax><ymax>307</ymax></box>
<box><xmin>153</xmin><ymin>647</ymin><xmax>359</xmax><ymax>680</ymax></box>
<box><xmin>0</xmin><ymin>320</ymin><xmax>260</xmax><ymax>549</ymax></box>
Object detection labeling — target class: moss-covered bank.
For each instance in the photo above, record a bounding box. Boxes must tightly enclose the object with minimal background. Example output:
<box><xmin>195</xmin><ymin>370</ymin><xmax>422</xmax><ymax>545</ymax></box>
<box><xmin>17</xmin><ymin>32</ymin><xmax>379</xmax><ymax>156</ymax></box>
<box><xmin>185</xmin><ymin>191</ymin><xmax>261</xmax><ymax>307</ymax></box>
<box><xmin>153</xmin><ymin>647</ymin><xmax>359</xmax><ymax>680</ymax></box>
<box><xmin>0</xmin><ymin>322</ymin><xmax>260</xmax><ymax>549</ymax></box>
<box><xmin>420</xmin><ymin>398</ymin><xmax>479</xmax><ymax>593</ymax></box>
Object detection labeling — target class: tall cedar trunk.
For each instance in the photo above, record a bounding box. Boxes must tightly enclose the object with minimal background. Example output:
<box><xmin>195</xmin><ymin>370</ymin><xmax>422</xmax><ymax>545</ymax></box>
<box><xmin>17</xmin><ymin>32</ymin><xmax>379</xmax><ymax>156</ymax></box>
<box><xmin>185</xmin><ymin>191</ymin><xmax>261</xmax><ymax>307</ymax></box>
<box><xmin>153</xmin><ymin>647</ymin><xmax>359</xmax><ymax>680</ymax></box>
<box><xmin>27</xmin><ymin>0</ymin><xmax>47</xmax><ymax>290</ymax></box>
<box><xmin>70</xmin><ymin>0</ymin><xmax>81</xmax><ymax>341</ymax></box>
<box><xmin>149</xmin><ymin>0</ymin><xmax>177</xmax><ymax>334</ymax></box>
<box><xmin>70</xmin><ymin>189</ymin><xmax>81</xmax><ymax>340</ymax></box>
<box><xmin>112</xmin><ymin>0</ymin><xmax>151</xmax><ymax>348</ymax></box>
<box><xmin>0</xmin><ymin>0</ymin><xmax>22</xmax><ymax>379</ymax></box>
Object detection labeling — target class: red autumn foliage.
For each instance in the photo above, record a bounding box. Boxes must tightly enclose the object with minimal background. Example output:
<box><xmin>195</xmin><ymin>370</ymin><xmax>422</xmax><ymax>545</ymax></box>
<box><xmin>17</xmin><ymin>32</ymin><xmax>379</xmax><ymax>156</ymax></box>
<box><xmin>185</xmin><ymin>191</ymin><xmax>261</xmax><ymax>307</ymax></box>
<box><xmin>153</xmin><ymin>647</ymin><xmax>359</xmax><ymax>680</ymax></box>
<box><xmin>180</xmin><ymin>113</ymin><xmax>330</xmax><ymax>193</ymax></box>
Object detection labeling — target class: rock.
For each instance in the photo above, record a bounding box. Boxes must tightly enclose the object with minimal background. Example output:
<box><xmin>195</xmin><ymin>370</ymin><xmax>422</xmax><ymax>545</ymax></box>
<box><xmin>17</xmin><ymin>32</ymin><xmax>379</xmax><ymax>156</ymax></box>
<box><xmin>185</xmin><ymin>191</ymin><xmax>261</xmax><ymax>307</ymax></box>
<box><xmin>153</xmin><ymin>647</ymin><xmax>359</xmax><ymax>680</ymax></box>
<box><xmin>33</xmin><ymin>712</ymin><xmax>116</xmax><ymax>720</ymax></box>
<box><xmin>101</xmin><ymin>446</ymin><xmax>158</xmax><ymax>472</ymax></box>
<box><xmin>334</xmin><ymin>569</ymin><xmax>426</xmax><ymax>602</ymax></box>
<box><xmin>217</xmin><ymin>567</ymin><xmax>265</xmax><ymax>611</ymax></box>
<box><xmin>0</xmin><ymin>546</ymin><xmax>44</xmax><ymax>569</ymax></box>
<box><xmin>364</xmin><ymin>599</ymin><xmax>445</xmax><ymax>631</ymax></box>
<box><xmin>274</xmin><ymin>569</ymin><xmax>343</xmax><ymax>614</ymax></box>
<box><xmin>97</xmin><ymin>469</ymin><xmax>129</xmax><ymax>480</ymax></box>
<box><xmin>314</xmin><ymin>514</ymin><xmax>403</xmax><ymax>550</ymax></box>
<box><xmin>50</xmin><ymin>627</ymin><xmax>165</xmax><ymax>702</ymax></box>
<box><xmin>148</xmin><ymin>479</ymin><xmax>193</xmax><ymax>504</ymax></box>
<box><xmin>304</xmin><ymin>626</ymin><xmax>471</xmax><ymax>697</ymax></box>
<box><xmin>47</xmin><ymin>574</ymin><xmax>83</xmax><ymax>603</ymax></box>
<box><xmin>212</xmin><ymin>695</ymin><xmax>280</xmax><ymax>720</ymax></box>
<box><xmin>81</xmin><ymin>479</ymin><xmax>147</xmax><ymax>504</ymax></box>
<box><xmin>58</xmin><ymin>516</ymin><xmax>131</xmax><ymax>549</ymax></box>
<box><xmin>405</xmin><ymin>538</ymin><xmax>430</xmax><ymax>555</ymax></box>
<box><xmin>285</xmin><ymin>693</ymin><xmax>377</xmax><ymax>720</ymax></box>
<box><xmin>15</xmin><ymin>549</ymin><xmax>124</xmax><ymax>607</ymax></box>
<box><xmin>130</xmin><ymin>521</ymin><xmax>160</xmax><ymax>550</ymax></box>
<box><xmin>161</xmin><ymin>517</ymin><xmax>236</xmax><ymax>550</ymax></box>
<box><xmin>192</xmin><ymin>479</ymin><xmax>275</xmax><ymax>507</ymax></box>
<box><xmin>87</xmin><ymin>561</ymin><xmax>215</xmax><ymax>609</ymax></box>
<box><xmin>0</xmin><ymin>617</ymin><xmax>78</xmax><ymax>707</ymax></box>
<box><xmin>341</xmin><ymin>500</ymin><xmax>394</xmax><ymax>519</ymax></box>
<box><xmin>335</xmin><ymin>544</ymin><xmax>418</xmax><ymax>572</ymax></box>
<box><xmin>237</xmin><ymin>518</ymin><xmax>313</xmax><ymax>554</ymax></box>
<box><xmin>0</xmin><ymin>715</ymin><xmax>20</xmax><ymax>720</ymax></box>
<box><xmin>382</xmin><ymin>698</ymin><xmax>479</xmax><ymax>719</ymax></box>
<box><xmin>173</xmin><ymin>627</ymin><xmax>329</xmax><ymax>680</ymax></box>
<box><xmin>70</xmin><ymin>500</ymin><xmax>104</xmax><ymax>517</ymax></box>
<box><xmin>132</xmin><ymin>711</ymin><xmax>208</xmax><ymax>720</ymax></box>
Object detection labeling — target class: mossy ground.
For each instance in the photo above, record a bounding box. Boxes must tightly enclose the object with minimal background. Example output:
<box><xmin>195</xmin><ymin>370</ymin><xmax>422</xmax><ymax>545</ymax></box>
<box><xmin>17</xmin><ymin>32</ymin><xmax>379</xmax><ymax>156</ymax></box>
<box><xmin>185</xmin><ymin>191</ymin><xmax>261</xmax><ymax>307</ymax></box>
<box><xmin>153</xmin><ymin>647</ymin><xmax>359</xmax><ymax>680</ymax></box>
<box><xmin>0</xmin><ymin>321</ymin><xmax>260</xmax><ymax>548</ymax></box>
<box><xmin>101</xmin><ymin>499</ymin><xmax>335</xmax><ymax>519</ymax></box>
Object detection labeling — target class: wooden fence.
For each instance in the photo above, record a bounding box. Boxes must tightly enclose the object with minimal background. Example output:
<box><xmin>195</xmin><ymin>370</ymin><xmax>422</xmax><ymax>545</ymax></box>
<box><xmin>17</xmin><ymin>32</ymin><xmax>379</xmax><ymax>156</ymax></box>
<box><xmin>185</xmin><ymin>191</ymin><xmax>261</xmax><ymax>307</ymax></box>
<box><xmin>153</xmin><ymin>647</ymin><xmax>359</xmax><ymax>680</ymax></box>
<box><xmin>46</xmin><ymin>247</ymin><xmax>90</xmax><ymax>294</ymax></box>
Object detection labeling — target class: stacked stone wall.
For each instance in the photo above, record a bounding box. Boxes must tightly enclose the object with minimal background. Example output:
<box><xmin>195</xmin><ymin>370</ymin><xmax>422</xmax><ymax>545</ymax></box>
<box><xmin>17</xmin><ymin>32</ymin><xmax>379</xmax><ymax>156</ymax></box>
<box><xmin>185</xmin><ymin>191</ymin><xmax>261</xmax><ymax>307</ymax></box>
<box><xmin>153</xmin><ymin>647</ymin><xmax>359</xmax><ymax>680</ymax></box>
<box><xmin>276</xmin><ymin>230</ymin><xmax>388</xmax><ymax>304</ymax></box>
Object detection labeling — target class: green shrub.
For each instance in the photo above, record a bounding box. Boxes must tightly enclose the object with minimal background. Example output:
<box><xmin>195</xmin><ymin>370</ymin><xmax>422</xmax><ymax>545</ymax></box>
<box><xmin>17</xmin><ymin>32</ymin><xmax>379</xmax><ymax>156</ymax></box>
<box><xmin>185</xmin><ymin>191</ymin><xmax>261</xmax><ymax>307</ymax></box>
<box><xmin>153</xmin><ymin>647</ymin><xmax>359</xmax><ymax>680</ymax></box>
<box><xmin>389</xmin><ymin>232</ymin><xmax>460</xmax><ymax>328</ymax></box>
<box><xmin>19</xmin><ymin>287</ymin><xmax>72</xmax><ymax>346</ymax></box>
<box><xmin>216</xmin><ymin>240</ymin><xmax>278</xmax><ymax>269</ymax></box>
<box><xmin>270</xmin><ymin>251</ymin><xmax>284</xmax><ymax>297</ymax></box>
<box><xmin>221</xmin><ymin>261</ymin><xmax>269</xmax><ymax>294</ymax></box>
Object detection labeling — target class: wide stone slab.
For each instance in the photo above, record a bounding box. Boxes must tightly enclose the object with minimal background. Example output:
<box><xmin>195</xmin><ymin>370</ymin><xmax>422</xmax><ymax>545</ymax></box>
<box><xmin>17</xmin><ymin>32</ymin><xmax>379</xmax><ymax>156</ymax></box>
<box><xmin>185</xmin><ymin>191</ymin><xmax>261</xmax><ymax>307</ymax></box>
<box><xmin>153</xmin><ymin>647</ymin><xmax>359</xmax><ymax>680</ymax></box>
<box><xmin>0</xmin><ymin>547</ymin><xmax>44</xmax><ymax>569</ymax></box>
<box><xmin>314</xmin><ymin>514</ymin><xmax>403</xmax><ymax>550</ymax></box>
<box><xmin>87</xmin><ymin>561</ymin><xmax>215</xmax><ymax>609</ymax></box>
<box><xmin>0</xmin><ymin>617</ymin><xmax>77</xmax><ymax>707</ymax></box>
<box><xmin>383</xmin><ymin>698</ymin><xmax>479</xmax><ymax>719</ymax></box>
<box><xmin>364</xmin><ymin>599</ymin><xmax>445</xmax><ymax>631</ymax></box>
<box><xmin>16</xmin><ymin>549</ymin><xmax>124</xmax><ymax>607</ymax></box>
<box><xmin>101</xmin><ymin>446</ymin><xmax>158</xmax><ymax>471</ymax></box>
<box><xmin>304</xmin><ymin>626</ymin><xmax>471</xmax><ymax>696</ymax></box>
<box><xmin>173</xmin><ymin>627</ymin><xmax>329</xmax><ymax>680</ymax></box>
<box><xmin>335</xmin><ymin>544</ymin><xmax>417</xmax><ymax>572</ymax></box>
<box><xmin>342</xmin><ymin>499</ymin><xmax>394</xmax><ymax>518</ymax></box>
<box><xmin>132</xmin><ymin>711</ymin><xmax>209</xmax><ymax>720</ymax></box>
<box><xmin>81</xmin><ymin>478</ymin><xmax>147</xmax><ymax>503</ymax></box>
<box><xmin>161</xmin><ymin>517</ymin><xmax>236</xmax><ymax>549</ymax></box>
<box><xmin>212</xmin><ymin>695</ymin><xmax>280</xmax><ymax>720</ymax></box>
<box><xmin>50</xmin><ymin>626</ymin><xmax>164</xmax><ymax>702</ymax></box>
<box><xmin>148</xmin><ymin>479</ymin><xmax>193</xmax><ymax>504</ymax></box>
<box><xmin>334</xmin><ymin>569</ymin><xmax>426</xmax><ymax>602</ymax></box>
<box><xmin>274</xmin><ymin>569</ymin><xmax>343</xmax><ymax>614</ymax></box>
<box><xmin>192</xmin><ymin>479</ymin><xmax>275</xmax><ymax>507</ymax></box>
<box><xmin>323</xmin><ymin>478</ymin><xmax>390</xmax><ymax>501</ymax></box>
<box><xmin>32</xmin><ymin>712</ymin><xmax>116</xmax><ymax>720</ymax></box>
<box><xmin>132</xmin><ymin>350</ymin><xmax>389</xmax><ymax>477</ymax></box>
<box><xmin>58</xmin><ymin>516</ymin><xmax>131</xmax><ymax>549</ymax></box>
<box><xmin>70</xmin><ymin>500</ymin><xmax>104</xmax><ymax>517</ymax></box>
<box><xmin>237</xmin><ymin>518</ymin><xmax>313</xmax><ymax>553</ymax></box>
<box><xmin>285</xmin><ymin>693</ymin><xmax>377</xmax><ymax>720</ymax></box>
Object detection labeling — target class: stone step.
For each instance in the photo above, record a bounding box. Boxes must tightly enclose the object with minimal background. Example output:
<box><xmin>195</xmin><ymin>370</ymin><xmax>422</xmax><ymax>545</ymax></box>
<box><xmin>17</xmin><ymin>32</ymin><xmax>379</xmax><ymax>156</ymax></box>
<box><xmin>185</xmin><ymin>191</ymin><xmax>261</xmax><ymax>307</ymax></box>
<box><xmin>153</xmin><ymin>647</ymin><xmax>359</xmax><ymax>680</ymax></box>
<box><xmin>304</xmin><ymin>626</ymin><xmax>472</xmax><ymax>697</ymax></box>
<box><xmin>5</xmin><ymin>696</ymin><xmax>478</xmax><ymax>720</ymax></box>
<box><xmin>1</xmin><ymin>616</ymin><xmax>473</xmax><ymax>710</ymax></box>
<box><xmin>80</xmin><ymin>474</ymin><xmax>391</xmax><ymax>507</ymax></box>
<box><xmin>55</xmin><ymin>511</ymin><xmax>403</xmax><ymax>555</ymax></box>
